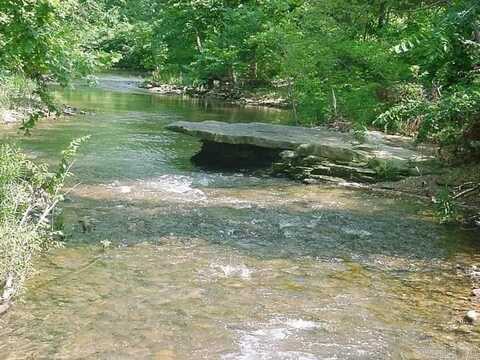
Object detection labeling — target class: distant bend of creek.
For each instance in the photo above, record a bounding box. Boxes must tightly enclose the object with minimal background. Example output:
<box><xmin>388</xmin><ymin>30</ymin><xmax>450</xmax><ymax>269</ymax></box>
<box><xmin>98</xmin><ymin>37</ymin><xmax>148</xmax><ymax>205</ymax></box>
<box><xmin>1</xmin><ymin>73</ymin><xmax>479</xmax><ymax>359</ymax></box>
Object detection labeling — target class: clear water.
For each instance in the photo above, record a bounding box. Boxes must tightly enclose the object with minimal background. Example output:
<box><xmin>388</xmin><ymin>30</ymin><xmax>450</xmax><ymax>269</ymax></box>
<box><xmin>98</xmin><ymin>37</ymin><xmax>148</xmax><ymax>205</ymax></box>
<box><xmin>0</xmin><ymin>74</ymin><xmax>479</xmax><ymax>359</ymax></box>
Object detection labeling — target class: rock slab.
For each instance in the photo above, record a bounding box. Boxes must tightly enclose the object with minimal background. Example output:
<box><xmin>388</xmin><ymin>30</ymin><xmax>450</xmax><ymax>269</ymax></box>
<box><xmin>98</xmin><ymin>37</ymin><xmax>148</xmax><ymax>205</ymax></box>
<box><xmin>166</xmin><ymin>121</ymin><xmax>438</xmax><ymax>182</ymax></box>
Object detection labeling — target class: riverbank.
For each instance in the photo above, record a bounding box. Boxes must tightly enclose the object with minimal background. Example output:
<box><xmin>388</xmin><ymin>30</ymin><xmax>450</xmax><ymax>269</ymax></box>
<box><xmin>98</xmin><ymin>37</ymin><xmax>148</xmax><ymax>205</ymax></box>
<box><xmin>0</xmin><ymin>73</ymin><xmax>84</xmax><ymax>126</ymax></box>
<box><xmin>377</xmin><ymin>164</ymin><xmax>480</xmax><ymax>224</ymax></box>
<box><xmin>141</xmin><ymin>80</ymin><xmax>290</xmax><ymax>109</ymax></box>
<box><xmin>0</xmin><ymin>106</ymin><xmax>85</xmax><ymax>126</ymax></box>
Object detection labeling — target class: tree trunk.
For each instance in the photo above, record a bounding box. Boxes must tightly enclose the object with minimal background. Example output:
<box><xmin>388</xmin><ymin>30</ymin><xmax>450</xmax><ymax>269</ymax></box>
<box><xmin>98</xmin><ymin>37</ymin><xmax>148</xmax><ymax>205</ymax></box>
<box><xmin>474</xmin><ymin>21</ymin><xmax>480</xmax><ymax>43</ymax></box>
<box><xmin>249</xmin><ymin>61</ymin><xmax>258</xmax><ymax>82</ymax></box>
<box><xmin>287</xmin><ymin>77</ymin><xmax>298</xmax><ymax>125</ymax></box>
<box><xmin>377</xmin><ymin>1</ymin><xmax>388</xmax><ymax>30</ymax></box>
<box><xmin>195</xmin><ymin>30</ymin><xmax>203</xmax><ymax>53</ymax></box>
<box><xmin>331</xmin><ymin>88</ymin><xmax>338</xmax><ymax>119</ymax></box>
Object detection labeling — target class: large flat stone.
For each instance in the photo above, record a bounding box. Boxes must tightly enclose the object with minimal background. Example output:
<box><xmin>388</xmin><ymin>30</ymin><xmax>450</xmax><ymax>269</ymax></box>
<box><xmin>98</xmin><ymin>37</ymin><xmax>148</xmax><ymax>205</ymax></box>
<box><xmin>167</xmin><ymin>121</ymin><xmax>353</xmax><ymax>152</ymax></box>
<box><xmin>166</xmin><ymin>121</ymin><xmax>436</xmax><ymax>169</ymax></box>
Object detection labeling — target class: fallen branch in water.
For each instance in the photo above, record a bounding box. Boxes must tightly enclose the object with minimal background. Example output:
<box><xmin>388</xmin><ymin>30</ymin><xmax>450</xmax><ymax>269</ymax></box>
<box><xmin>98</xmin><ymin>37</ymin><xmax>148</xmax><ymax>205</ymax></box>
<box><xmin>453</xmin><ymin>184</ymin><xmax>480</xmax><ymax>200</ymax></box>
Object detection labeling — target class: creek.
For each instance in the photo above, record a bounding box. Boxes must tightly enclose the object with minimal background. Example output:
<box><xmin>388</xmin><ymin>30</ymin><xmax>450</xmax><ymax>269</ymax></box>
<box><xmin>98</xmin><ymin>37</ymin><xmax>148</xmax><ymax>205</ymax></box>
<box><xmin>0</xmin><ymin>73</ymin><xmax>479</xmax><ymax>359</ymax></box>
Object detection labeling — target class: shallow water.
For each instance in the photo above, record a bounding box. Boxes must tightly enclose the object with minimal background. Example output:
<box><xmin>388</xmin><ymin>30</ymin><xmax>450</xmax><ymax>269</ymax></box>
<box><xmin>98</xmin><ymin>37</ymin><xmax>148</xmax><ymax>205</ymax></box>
<box><xmin>1</xmin><ymin>74</ymin><xmax>480</xmax><ymax>359</ymax></box>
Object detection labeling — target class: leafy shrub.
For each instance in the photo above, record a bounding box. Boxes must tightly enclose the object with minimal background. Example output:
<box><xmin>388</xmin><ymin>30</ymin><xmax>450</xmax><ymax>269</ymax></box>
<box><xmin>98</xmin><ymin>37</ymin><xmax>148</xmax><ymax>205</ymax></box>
<box><xmin>375</xmin><ymin>83</ymin><xmax>480</xmax><ymax>157</ymax></box>
<box><xmin>0</xmin><ymin>137</ymin><xmax>89</xmax><ymax>305</ymax></box>
<box><xmin>374</xmin><ymin>82</ymin><xmax>427</xmax><ymax>135</ymax></box>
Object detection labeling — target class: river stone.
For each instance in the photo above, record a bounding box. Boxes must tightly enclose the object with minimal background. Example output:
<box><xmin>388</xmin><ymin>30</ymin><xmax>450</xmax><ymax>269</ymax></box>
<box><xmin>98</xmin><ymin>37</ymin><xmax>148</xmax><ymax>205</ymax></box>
<box><xmin>465</xmin><ymin>310</ymin><xmax>479</xmax><ymax>324</ymax></box>
<box><xmin>303</xmin><ymin>178</ymin><xmax>320</xmax><ymax>185</ymax></box>
<box><xmin>305</xmin><ymin>174</ymin><xmax>347</xmax><ymax>184</ymax></box>
<box><xmin>272</xmin><ymin>162</ymin><xmax>290</xmax><ymax>172</ymax></box>
<box><xmin>0</xmin><ymin>302</ymin><xmax>10</xmax><ymax>315</ymax></box>
<box><xmin>279</xmin><ymin>150</ymin><xmax>297</xmax><ymax>161</ymax></box>
<box><xmin>311</xmin><ymin>162</ymin><xmax>377</xmax><ymax>178</ymax></box>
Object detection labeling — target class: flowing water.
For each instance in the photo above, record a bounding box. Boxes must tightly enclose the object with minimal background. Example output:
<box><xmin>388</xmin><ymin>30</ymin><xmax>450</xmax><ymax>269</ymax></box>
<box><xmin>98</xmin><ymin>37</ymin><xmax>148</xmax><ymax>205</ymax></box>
<box><xmin>1</xmin><ymin>74</ymin><xmax>479</xmax><ymax>359</ymax></box>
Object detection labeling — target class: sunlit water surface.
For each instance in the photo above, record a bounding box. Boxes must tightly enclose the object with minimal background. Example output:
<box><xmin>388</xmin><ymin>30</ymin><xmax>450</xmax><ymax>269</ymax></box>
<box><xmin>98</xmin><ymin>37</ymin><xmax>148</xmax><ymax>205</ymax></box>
<box><xmin>1</xmin><ymin>74</ymin><xmax>479</xmax><ymax>359</ymax></box>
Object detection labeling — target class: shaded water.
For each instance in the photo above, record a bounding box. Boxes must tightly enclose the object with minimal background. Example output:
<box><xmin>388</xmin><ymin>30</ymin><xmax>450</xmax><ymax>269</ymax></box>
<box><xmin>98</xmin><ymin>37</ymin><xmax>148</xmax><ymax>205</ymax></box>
<box><xmin>1</xmin><ymin>74</ymin><xmax>479</xmax><ymax>359</ymax></box>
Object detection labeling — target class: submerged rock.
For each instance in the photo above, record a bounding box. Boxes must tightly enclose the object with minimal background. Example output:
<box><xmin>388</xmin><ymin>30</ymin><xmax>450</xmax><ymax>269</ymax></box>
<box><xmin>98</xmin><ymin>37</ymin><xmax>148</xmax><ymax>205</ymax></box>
<box><xmin>166</xmin><ymin>121</ymin><xmax>438</xmax><ymax>183</ymax></box>
<box><xmin>78</xmin><ymin>217</ymin><xmax>96</xmax><ymax>233</ymax></box>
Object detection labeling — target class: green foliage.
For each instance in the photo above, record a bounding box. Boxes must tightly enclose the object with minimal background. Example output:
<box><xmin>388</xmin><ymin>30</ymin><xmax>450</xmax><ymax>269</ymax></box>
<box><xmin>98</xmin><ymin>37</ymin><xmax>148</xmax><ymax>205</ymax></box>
<box><xmin>376</xmin><ymin>1</ymin><xmax>480</xmax><ymax>154</ymax></box>
<box><xmin>393</xmin><ymin>0</ymin><xmax>480</xmax><ymax>87</ymax></box>
<box><xmin>0</xmin><ymin>73</ymin><xmax>56</xmax><ymax>134</ymax></box>
<box><xmin>420</xmin><ymin>86</ymin><xmax>480</xmax><ymax>147</ymax></box>
<box><xmin>0</xmin><ymin>0</ymin><xmax>121</xmax><ymax>131</ymax></box>
<box><xmin>0</xmin><ymin>0</ymin><xmax>120</xmax><ymax>91</ymax></box>
<box><xmin>99</xmin><ymin>20</ymin><xmax>156</xmax><ymax>70</ymax></box>
<box><xmin>99</xmin><ymin>0</ymin><xmax>291</xmax><ymax>86</ymax></box>
<box><xmin>0</xmin><ymin>138</ymin><xmax>89</xmax><ymax>302</ymax></box>
<box><xmin>376</xmin><ymin>82</ymin><xmax>480</xmax><ymax>154</ymax></box>
<box><xmin>281</xmin><ymin>1</ymin><xmax>409</xmax><ymax>126</ymax></box>
<box><xmin>374</xmin><ymin>80</ymin><xmax>426</xmax><ymax>134</ymax></box>
<box><xmin>48</xmin><ymin>136</ymin><xmax>91</xmax><ymax>193</ymax></box>
<box><xmin>0</xmin><ymin>146</ymin><xmax>50</xmax><ymax>300</ymax></box>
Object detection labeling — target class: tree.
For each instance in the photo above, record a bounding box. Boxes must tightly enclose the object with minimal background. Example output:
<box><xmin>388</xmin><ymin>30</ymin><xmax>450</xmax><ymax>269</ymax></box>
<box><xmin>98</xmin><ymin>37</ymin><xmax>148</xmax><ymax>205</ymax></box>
<box><xmin>0</xmin><ymin>0</ymin><xmax>117</xmax><ymax>90</ymax></box>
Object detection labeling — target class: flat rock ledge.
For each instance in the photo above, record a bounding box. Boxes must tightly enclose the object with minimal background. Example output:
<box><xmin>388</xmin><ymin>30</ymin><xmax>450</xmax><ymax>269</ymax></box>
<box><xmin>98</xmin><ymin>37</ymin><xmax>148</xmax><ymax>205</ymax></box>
<box><xmin>166</xmin><ymin>121</ymin><xmax>439</xmax><ymax>184</ymax></box>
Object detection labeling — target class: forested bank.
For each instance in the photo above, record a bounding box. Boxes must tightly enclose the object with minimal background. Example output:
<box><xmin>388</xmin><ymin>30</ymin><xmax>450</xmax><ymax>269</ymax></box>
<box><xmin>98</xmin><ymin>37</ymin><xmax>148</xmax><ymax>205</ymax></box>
<box><xmin>1</xmin><ymin>0</ymin><xmax>479</xmax><ymax>307</ymax></box>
